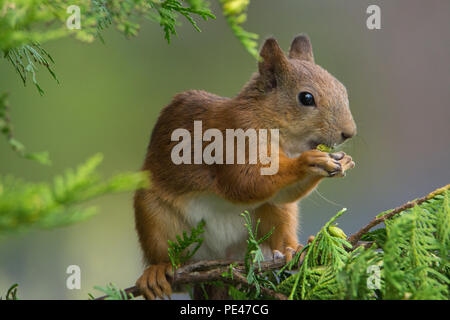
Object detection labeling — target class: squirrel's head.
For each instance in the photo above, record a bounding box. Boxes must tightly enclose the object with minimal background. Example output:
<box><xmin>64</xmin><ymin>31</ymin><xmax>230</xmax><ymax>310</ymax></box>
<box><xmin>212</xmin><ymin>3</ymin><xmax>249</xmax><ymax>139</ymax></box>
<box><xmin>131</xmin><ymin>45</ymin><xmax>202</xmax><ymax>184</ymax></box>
<box><xmin>252</xmin><ymin>35</ymin><xmax>357</xmax><ymax>157</ymax></box>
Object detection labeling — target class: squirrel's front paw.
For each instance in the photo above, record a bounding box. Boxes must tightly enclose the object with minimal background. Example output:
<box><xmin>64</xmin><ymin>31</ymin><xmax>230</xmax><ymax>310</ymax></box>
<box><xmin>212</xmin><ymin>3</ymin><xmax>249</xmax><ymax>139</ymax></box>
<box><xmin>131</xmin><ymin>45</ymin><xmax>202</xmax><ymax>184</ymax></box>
<box><xmin>136</xmin><ymin>263</ymin><xmax>173</xmax><ymax>300</ymax></box>
<box><xmin>329</xmin><ymin>152</ymin><xmax>355</xmax><ymax>177</ymax></box>
<box><xmin>299</xmin><ymin>150</ymin><xmax>355</xmax><ymax>178</ymax></box>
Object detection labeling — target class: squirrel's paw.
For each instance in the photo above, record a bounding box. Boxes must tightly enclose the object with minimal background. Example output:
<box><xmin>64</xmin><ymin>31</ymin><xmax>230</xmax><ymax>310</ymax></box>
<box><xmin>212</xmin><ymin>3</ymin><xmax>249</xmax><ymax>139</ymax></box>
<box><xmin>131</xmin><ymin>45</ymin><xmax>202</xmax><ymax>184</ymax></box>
<box><xmin>272</xmin><ymin>249</ymin><xmax>285</xmax><ymax>260</ymax></box>
<box><xmin>299</xmin><ymin>150</ymin><xmax>342</xmax><ymax>177</ymax></box>
<box><xmin>329</xmin><ymin>152</ymin><xmax>355</xmax><ymax>177</ymax></box>
<box><xmin>299</xmin><ymin>150</ymin><xmax>355</xmax><ymax>178</ymax></box>
<box><xmin>273</xmin><ymin>236</ymin><xmax>315</xmax><ymax>267</ymax></box>
<box><xmin>136</xmin><ymin>263</ymin><xmax>173</xmax><ymax>300</ymax></box>
<box><xmin>273</xmin><ymin>245</ymin><xmax>303</xmax><ymax>263</ymax></box>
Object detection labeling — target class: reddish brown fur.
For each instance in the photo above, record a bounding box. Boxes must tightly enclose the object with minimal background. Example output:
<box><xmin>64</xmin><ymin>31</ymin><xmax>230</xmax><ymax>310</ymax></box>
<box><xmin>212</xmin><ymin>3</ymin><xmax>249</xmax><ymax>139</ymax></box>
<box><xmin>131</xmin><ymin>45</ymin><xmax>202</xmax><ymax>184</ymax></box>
<box><xmin>134</xmin><ymin>34</ymin><xmax>356</xmax><ymax>300</ymax></box>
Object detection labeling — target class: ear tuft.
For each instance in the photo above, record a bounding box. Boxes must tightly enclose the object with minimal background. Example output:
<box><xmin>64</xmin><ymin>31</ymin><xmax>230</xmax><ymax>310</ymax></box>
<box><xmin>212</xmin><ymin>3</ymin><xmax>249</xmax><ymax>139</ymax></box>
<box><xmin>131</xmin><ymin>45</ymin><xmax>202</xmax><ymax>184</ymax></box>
<box><xmin>289</xmin><ymin>34</ymin><xmax>314</xmax><ymax>63</ymax></box>
<box><xmin>258</xmin><ymin>38</ymin><xmax>289</xmax><ymax>88</ymax></box>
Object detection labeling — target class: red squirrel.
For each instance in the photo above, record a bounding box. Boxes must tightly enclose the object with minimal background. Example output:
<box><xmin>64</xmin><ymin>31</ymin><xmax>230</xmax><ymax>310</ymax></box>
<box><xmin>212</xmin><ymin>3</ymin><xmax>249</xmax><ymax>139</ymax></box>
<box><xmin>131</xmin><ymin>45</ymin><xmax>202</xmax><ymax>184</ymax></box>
<box><xmin>134</xmin><ymin>35</ymin><xmax>356</xmax><ymax>299</ymax></box>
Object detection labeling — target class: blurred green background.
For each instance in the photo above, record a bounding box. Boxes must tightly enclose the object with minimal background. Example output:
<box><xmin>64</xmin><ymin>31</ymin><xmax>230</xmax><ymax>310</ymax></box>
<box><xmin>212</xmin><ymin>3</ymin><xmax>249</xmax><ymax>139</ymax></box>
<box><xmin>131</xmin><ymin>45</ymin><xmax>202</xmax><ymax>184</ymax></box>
<box><xmin>0</xmin><ymin>0</ymin><xmax>449</xmax><ymax>299</ymax></box>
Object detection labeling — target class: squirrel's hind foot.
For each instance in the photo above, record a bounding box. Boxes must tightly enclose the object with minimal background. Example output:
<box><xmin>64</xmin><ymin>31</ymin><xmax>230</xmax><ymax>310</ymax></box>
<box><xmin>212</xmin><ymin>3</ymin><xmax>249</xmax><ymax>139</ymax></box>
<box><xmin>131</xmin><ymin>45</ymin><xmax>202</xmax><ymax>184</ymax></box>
<box><xmin>136</xmin><ymin>263</ymin><xmax>173</xmax><ymax>300</ymax></box>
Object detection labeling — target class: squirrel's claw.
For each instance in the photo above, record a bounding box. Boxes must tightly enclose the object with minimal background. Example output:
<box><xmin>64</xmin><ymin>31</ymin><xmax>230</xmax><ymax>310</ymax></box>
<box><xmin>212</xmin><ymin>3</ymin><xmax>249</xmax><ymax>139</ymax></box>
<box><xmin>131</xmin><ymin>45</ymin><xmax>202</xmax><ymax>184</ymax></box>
<box><xmin>136</xmin><ymin>263</ymin><xmax>173</xmax><ymax>300</ymax></box>
<box><xmin>272</xmin><ymin>249</ymin><xmax>285</xmax><ymax>260</ymax></box>
<box><xmin>307</xmin><ymin>235</ymin><xmax>315</xmax><ymax>244</ymax></box>
<box><xmin>272</xmin><ymin>245</ymin><xmax>304</xmax><ymax>263</ymax></box>
<box><xmin>285</xmin><ymin>237</ymin><xmax>315</xmax><ymax>266</ymax></box>
<box><xmin>332</xmin><ymin>153</ymin><xmax>355</xmax><ymax>177</ymax></box>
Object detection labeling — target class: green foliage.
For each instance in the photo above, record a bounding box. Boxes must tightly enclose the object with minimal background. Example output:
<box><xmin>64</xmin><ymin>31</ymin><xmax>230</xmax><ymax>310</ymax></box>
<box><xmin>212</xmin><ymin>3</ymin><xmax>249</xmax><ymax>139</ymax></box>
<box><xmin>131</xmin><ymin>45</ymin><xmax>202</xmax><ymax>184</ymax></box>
<box><xmin>0</xmin><ymin>0</ymin><xmax>227</xmax><ymax>94</ymax></box>
<box><xmin>0</xmin><ymin>0</ymin><xmax>216</xmax><ymax>50</ymax></box>
<box><xmin>0</xmin><ymin>283</ymin><xmax>19</xmax><ymax>300</ymax></box>
<box><xmin>220</xmin><ymin>0</ymin><xmax>259</xmax><ymax>59</ymax></box>
<box><xmin>168</xmin><ymin>219</ymin><xmax>205</xmax><ymax>268</ymax></box>
<box><xmin>91</xmin><ymin>283</ymin><xmax>133</xmax><ymax>300</ymax></box>
<box><xmin>0</xmin><ymin>153</ymin><xmax>149</xmax><ymax>235</ymax></box>
<box><xmin>184</xmin><ymin>191</ymin><xmax>449</xmax><ymax>300</ymax></box>
<box><xmin>3</xmin><ymin>43</ymin><xmax>58</xmax><ymax>96</ymax></box>
<box><xmin>238</xmin><ymin>211</ymin><xmax>274</xmax><ymax>298</ymax></box>
<box><xmin>153</xmin><ymin>0</ymin><xmax>215</xmax><ymax>42</ymax></box>
<box><xmin>336</xmin><ymin>246</ymin><xmax>382</xmax><ymax>299</ymax></box>
<box><xmin>0</xmin><ymin>0</ymin><xmax>258</xmax><ymax>95</ymax></box>
<box><xmin>278</xmin><ymin>208</ymin><xmax>352</xmax><ymax>300</ymax></box>
<box><xmin>0</xmin><ymin>0</ymin><xmax>256</xmax><ymax>160</ymax></box>
<box><xmin>360</xmin><ymin>228</ymin><xmax>387</xmax><ymax>247</ymax></box>
<box><xmin>199</xmin><ymin>186</ymin><xmax>450</xmax><ymax>300</ymax></box>
<box><xmin>179</xmin><ymin>211</ymin><xmax>275</xmax><ymax>300</ymax></box>
<box><xmin>383</xmin><ymin>192</ymin><xmax>449</xmax><ymax>299</ymax></box>
<box><xmin>274</xmin><ymin>188</ymin><xmax>450</xmax><ymax>300</ymax></box>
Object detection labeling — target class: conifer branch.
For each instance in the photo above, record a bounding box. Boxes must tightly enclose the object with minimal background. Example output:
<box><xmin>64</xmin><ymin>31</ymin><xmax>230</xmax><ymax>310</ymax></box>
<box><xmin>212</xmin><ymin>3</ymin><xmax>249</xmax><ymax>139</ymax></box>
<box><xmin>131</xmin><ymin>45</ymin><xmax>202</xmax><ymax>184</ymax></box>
<box><xmin>347</xmin><ymin>184</ymin><xmax>450</xmax><ymax>246</ymax></box>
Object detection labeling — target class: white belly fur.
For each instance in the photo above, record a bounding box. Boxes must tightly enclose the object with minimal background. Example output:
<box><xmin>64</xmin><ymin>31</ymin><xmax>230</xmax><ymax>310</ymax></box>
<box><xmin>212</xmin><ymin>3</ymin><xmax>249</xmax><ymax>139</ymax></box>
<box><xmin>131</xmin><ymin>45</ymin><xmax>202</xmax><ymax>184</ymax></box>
<box><xmin>184</xmin><ymin>194</ymin><xmax>262</xmax><ymax>260</ymax></box>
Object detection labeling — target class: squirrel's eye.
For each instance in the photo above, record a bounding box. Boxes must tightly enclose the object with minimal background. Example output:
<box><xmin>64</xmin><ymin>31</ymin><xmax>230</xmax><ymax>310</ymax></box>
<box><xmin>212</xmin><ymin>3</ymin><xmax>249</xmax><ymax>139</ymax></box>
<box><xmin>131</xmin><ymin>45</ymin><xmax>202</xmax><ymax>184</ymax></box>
<box><xmin>298</xmin><ymin>92</ymin><xmax>316</xmax><ymax>107</ymax></box>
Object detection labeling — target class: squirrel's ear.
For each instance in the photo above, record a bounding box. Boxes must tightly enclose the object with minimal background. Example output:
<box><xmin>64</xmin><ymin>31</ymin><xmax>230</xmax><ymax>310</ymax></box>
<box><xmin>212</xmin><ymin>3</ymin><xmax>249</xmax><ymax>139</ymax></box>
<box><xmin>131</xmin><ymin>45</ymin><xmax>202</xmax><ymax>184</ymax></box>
<box><xmin>258</xmin><ymin>38</ymin><xmax>289</xmax><ymax>88</ymax></box>
<box><xmin>289</xmin><ymin>34</ymin><xmax>314</xmax><ymax>63</ymax></box>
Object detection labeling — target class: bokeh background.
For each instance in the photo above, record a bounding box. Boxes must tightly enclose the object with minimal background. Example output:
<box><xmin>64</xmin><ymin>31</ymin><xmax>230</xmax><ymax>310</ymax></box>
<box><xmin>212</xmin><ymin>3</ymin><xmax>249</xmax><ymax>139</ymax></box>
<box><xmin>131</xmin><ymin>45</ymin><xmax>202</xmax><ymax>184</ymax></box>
<box><xmin>0</xmin><ymin>0</ymin><xmax>449</xmax><ymax>299</ymax></box>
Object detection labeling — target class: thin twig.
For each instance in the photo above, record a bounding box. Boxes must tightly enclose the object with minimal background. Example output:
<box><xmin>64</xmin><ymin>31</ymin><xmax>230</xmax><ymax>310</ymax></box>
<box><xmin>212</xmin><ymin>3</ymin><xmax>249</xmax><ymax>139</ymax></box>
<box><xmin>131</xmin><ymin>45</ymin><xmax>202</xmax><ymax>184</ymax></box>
<box><xmin>347</xmin><ymin>184</ymin><xmax>449</xmax><ymax>246</ymax></box>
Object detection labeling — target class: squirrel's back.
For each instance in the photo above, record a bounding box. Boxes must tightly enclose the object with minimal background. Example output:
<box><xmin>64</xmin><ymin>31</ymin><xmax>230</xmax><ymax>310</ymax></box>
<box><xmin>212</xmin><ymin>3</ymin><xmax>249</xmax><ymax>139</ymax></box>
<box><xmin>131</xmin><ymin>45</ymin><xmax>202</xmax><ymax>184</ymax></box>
<box><xmin>143</xmin><ymin>90</ymin><xmax>229</xmax><ymax>196</ymax></box>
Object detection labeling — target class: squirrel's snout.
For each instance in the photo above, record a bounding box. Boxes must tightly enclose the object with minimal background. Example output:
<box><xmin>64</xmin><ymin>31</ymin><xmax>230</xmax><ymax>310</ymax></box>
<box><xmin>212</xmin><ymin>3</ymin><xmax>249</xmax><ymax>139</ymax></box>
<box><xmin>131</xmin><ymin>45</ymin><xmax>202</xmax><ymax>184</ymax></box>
<box><xmin>341</xmin><ymin>131</ymin><xmax>354</xmax><ymax>141</ymax></box>
<box><xmin>340</xmin><ymin>121</ymin><xmax>357</xmax><ymax>142</ymax></box>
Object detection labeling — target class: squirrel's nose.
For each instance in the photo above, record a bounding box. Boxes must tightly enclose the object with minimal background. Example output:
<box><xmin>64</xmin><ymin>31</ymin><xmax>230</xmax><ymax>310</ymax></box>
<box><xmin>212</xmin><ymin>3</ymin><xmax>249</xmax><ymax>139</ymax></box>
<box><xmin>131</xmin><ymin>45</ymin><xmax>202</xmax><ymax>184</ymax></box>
<box><xmin>340</xmin><ymin>118</ymin><xmax>357</xmax><ymax>142</ymax></box>
<box><xmin>341</xmin><ymin>129</ymin><xmax>356</xmax><ymax>141</ymax></box>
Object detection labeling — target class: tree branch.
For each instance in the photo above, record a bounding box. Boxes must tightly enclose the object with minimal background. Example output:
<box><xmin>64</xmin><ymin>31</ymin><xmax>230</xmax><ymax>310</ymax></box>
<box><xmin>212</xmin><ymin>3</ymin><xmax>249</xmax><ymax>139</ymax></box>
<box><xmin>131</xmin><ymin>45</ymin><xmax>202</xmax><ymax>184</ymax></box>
<box><xmin>347</xmin><ymin>184</ymin><xmax>449</xmax><ymax>246</ymax></box>
<box><xmin>95</xmin><ymin>257</ymin><xmax>288</xmax><ymax>300</ymax></box>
